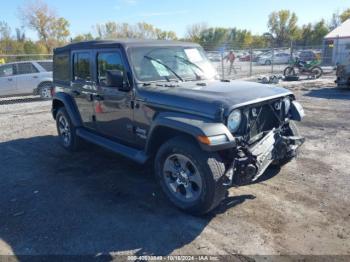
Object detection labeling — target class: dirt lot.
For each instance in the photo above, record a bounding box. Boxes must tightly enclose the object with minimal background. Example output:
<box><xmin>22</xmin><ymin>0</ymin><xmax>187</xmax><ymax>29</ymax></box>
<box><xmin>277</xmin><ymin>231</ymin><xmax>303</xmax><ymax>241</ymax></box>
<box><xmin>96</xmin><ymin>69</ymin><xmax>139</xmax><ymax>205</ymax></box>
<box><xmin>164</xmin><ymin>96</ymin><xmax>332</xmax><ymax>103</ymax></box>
<box><xmin>0</xmin><ymin>77</ymin><xmax>349</xmax><ymax>258</ymax></box>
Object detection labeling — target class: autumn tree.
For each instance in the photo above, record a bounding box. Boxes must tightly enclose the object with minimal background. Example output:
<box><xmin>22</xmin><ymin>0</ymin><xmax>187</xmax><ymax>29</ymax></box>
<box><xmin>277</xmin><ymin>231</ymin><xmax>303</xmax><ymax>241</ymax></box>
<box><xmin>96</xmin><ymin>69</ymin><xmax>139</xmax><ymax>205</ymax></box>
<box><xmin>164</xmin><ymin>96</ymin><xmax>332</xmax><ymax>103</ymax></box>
<box><xmin>19</xmin><ymin>0</ymin><xmax>70</xmax><ymax>52</ymax></box>
<box><xmin>186</xmin><ymin>23</ymin><xmax>207</xmax><ymax>42</ymax></box>
<box><xmin>267</xmin><ymin>10</ymin><xmax>298</xmax><ymax>47</ymax></box>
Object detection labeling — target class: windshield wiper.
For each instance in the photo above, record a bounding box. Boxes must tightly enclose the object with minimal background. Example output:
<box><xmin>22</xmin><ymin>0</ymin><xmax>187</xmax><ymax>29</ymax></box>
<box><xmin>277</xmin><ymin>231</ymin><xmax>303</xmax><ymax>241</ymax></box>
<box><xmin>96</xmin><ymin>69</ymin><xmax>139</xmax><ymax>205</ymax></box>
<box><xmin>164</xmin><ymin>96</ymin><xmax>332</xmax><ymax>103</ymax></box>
<box><xmin>174</xmin><ymin>55</ymin><xmax>205</xmax><ymax>81</ymax></box>
<box><xmin>144</xmin><ymin>55</ymin><xmax>184</xmax><ymax>82</ymax></box>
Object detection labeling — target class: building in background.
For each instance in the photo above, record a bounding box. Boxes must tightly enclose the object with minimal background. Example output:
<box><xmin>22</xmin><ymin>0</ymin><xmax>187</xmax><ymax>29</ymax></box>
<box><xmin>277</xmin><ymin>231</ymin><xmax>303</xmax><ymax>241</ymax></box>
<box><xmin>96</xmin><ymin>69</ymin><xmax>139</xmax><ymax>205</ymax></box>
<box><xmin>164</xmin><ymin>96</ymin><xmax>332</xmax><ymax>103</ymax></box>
<box><xmin>323</xmin><ymin>19</ymin><xmax>350</xmax><ymax>65</ymax></box>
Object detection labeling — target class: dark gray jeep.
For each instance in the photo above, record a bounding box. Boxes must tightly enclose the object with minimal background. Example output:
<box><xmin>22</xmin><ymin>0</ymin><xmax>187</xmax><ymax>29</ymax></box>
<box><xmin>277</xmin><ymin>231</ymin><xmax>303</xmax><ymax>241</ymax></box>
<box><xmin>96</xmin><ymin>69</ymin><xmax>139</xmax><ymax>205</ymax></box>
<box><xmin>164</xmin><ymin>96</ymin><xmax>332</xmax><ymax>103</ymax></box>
<box><xmin>51</xmin><ymin>40</ymin><xmax>305</xmax><ymax>215</ymax></box>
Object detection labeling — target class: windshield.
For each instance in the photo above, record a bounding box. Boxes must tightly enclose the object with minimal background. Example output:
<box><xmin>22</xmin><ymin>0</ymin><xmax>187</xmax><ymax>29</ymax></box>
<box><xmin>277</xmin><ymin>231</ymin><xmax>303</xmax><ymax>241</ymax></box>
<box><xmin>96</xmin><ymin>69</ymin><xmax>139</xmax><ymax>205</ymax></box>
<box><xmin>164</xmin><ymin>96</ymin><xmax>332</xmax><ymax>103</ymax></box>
<box><xmin>128</xmin><ymin>46</ymin><xmax>218</xmax><ymax>82</ymax></box>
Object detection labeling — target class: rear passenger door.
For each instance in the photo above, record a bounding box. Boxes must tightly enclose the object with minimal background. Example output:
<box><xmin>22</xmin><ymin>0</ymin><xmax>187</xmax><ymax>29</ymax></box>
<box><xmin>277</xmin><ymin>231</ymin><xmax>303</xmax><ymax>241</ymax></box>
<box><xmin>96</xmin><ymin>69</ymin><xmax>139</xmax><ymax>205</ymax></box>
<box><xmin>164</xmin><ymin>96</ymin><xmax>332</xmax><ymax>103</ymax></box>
<box><xmin>15</xmin><ymin>62</ymin><xmax>41</xmax><ymax>94</ymax></box>
<box><xmin>71</xmin><ymin>51</ymin><xmax>96</xmax><ymax>130</ymax></box>
<box><xmin>0</xmin><ymin>64</ymin><xmax>17</xmax><ymax>96</ymax></box>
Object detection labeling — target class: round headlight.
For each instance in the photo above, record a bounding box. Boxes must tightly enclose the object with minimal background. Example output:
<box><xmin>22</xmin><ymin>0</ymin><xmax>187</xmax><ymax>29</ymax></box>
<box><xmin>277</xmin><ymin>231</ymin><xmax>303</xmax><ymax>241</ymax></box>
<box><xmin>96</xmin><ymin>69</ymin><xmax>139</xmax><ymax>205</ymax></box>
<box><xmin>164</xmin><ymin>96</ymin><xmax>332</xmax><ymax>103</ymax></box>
<box><xmin>283</xmin><ymin>98</ymin><xmax>291</xmax><ymax>115</ymax></box>
<box><xmin>228</xmin><ymin>109</ymin><xmax>242</xmax><ymax>133</ymax></box>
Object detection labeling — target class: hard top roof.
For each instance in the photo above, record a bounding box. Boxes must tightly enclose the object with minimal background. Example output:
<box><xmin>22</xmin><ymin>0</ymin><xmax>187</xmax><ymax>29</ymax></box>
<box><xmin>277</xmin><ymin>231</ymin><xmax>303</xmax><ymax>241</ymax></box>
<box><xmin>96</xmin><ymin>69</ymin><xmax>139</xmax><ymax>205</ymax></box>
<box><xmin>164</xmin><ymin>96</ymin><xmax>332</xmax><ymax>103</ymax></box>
<box><xmin>54</xmin><ymin>39</ymin><xmax>200</xmax><ymax>53</ymax></box>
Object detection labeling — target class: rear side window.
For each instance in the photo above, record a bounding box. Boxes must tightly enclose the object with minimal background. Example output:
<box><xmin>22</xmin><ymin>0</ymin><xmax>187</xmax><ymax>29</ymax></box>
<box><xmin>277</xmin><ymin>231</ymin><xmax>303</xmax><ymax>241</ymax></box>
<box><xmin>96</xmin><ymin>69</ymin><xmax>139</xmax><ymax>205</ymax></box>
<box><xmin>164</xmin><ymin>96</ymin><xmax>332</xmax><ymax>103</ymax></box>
<box><xmin>53</xmin><ymin>53</ymin><xmax>70</xmax><ymax>83</ymax></box>
<box><xmin>38</xmin><ymin>61</ymin><xmax>53</xmax><ymax>72</ymax></box>
<box><xmin>16</xmin><ymin>63</ymin><xmax>38</xmax><ymax>75</ymax></box>
<box><xmin>0</xmin><ymin>64</ymin><xmax>14</xmax><ymax>77</ymax></box>
<box><xmin>97</xmin><ymin>52</ymin><xmax>125</xmax><ymax>86</ymax></box>
<box><xmin>73</xmin><ymin>53</ymin><xmax>91</xmax><ymax>81</ymax></box>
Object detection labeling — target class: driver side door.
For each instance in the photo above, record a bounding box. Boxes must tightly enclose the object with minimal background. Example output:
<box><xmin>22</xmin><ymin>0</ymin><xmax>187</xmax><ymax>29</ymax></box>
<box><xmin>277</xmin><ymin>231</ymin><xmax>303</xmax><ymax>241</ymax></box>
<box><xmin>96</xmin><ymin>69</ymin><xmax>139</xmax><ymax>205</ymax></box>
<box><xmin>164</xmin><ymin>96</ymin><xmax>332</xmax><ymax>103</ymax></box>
<box><xmin>93</xmin><ymin>49</ymin><xmax>135</xmax><ymax>145</ymax></box>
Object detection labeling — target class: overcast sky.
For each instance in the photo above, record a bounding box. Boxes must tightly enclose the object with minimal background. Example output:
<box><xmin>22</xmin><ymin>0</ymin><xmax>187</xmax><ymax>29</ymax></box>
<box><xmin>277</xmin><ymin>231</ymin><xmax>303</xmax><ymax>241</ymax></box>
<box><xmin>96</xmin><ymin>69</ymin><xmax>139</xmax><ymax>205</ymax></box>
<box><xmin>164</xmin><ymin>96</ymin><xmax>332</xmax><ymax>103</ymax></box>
<box><xmin>2</xmin><ymin>0</ymin><xmax>349</xmax><ymax>39</ymax></box>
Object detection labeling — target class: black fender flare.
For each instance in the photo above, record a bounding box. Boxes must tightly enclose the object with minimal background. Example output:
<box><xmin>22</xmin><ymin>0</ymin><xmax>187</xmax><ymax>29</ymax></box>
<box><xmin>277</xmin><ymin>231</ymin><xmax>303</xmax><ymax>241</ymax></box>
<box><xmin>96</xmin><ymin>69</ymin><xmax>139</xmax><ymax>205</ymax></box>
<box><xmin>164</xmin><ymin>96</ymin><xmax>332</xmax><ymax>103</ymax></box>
<box><xmin>52</xmin><ymin>92</ymin><xmax>83</xmax><ymax>127</ymax></box>
<box><xmin>145</xmin><ymin>112</ymin><xmax>235</xmax><ymax>153</ymax></box>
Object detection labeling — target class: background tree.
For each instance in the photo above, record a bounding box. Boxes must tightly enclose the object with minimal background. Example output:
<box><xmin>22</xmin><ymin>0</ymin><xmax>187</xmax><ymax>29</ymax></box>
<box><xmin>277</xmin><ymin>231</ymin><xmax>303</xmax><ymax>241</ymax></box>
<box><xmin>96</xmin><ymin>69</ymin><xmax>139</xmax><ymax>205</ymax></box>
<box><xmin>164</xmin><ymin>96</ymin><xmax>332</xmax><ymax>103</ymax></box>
<box><xmin>340</xmin><ymin>8</ymin><xmax>350</xmax><ymax>22</ymax></box>
<box><xmin>19</xmin><ymin>0</ymin><xmax>70</xmax><ymax>52</ymax></box>
<box><xmin>267</xmin><ymin>10</ymin><xmax>298</xmax><ymax>47</ymax></box>
<box><xmin>186</xmin><ymin>23</ymin><xmax>207</xmax><ymax>42</ymax></box>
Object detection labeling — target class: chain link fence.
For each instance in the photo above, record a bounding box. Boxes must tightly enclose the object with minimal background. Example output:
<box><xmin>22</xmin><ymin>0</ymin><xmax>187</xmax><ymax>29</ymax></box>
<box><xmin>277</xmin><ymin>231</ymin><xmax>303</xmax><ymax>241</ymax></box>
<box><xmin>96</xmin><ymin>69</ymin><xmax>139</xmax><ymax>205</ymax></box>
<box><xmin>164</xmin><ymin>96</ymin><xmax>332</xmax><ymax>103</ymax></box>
<box><xmin>203</xmin><ymin>42</ymin><xmax>341</xmax><ymax>80</ymax></box>
<box><xmin>1</xmin><ymin>41</ymin><xmax>346</xmax><ymax>81</ymax></box>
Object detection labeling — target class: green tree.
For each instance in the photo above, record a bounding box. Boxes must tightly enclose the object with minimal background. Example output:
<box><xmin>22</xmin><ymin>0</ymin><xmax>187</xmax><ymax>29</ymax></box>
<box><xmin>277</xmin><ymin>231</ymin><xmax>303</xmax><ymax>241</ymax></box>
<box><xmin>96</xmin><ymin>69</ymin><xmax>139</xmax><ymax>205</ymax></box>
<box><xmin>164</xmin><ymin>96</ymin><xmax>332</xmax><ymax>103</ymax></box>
<box><xmin>267</xmin><ymin>10</ymin><xmax>299</xmax><ymax>47</ymax></box>
<box><xmin>19</xmin><ymin>0</ymin><xmax>70</xmax><ymax>52</ymax></box>
<box><xmin>340</xmin><ymin>8</ymin><xmax>350</xmax><ymax>22</ymax></box>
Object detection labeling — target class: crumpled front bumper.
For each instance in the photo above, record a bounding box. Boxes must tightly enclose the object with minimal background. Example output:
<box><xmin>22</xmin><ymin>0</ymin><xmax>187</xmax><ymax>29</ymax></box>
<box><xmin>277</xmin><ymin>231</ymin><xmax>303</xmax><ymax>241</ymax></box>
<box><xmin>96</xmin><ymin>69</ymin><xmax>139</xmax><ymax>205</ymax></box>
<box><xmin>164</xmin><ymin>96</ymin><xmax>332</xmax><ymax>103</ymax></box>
<box><xmin>224</xmin><ymin>128</ymin><xmax>305</xmax><ymax>186</ymax></box>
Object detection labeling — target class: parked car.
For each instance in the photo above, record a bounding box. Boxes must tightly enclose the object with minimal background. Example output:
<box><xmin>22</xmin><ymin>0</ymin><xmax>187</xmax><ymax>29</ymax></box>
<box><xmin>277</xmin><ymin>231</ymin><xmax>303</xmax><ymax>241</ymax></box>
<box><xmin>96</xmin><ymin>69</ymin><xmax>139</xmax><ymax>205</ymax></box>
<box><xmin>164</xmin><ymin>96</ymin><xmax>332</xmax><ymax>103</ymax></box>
<box><xmin>52</xmin><ymin>40</ymin><xmax>305</xmax><ymax>215</ymax></box>
<box><xmin>206</xmin><ymin>52</ymin><xmax>222</xmax><ymax>62</ymax></box>
<box><xmin>296</xmin><ymin>50</ymin><xmax>317</xmax><ymax>62</ymax></box>
<box><xmin>239</xmin><ymin>54</ymin><xmax>251</xmax><ymax>62</ymax></box>
<box><xmin>0</xmin><ymin>60</ymin><xmax>53</xmax><ymax>99</ymax></box>
<box><xmin>257</xmin><ymin>52</ymin><xmax>292</xmax><ymax>65</ymax></box>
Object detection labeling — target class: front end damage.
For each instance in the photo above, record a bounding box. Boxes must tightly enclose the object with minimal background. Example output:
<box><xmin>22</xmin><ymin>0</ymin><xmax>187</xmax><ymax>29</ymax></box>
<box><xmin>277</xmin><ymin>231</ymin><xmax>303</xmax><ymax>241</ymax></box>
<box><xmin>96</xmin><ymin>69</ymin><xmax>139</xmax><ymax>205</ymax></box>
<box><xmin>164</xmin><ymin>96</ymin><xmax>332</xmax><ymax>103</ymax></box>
<box><xmin>221</xmin><ymin>99</ymin><xmax>305</xmax><ymax>186</ymax></box>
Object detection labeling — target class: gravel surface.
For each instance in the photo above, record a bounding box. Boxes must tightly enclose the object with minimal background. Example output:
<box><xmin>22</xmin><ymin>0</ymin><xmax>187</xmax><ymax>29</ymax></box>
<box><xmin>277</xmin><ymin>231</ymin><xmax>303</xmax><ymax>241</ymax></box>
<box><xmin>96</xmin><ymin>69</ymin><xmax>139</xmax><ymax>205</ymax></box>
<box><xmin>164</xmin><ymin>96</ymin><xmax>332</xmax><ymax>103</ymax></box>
<box><xmin>0</xmin><ymin>79</ymin><xmax>349</xmax><ymax>257</ymax></box>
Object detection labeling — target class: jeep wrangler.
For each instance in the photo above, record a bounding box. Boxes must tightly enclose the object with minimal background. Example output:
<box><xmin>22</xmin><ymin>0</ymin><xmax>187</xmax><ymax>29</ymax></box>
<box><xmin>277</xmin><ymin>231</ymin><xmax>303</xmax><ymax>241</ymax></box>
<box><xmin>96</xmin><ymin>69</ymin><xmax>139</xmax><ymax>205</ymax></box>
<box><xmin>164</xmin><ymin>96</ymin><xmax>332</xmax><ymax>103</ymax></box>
<box><xmin>51</xmin><ymin>40</ymin><xmax>305</xmax><ymax>215</ymax></box>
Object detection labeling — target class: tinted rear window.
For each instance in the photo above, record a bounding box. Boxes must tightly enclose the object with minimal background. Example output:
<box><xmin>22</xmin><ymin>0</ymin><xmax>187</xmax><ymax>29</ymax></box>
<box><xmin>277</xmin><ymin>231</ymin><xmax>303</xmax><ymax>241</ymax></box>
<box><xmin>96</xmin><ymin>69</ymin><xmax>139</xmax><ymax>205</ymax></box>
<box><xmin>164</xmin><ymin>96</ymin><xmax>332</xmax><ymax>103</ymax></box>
<box><xmin>17</xmin><ymin>63</ymin><xmax>38</xmax><ymax>75</ymax></box>
<box><xmin>38</xmin><ymin>62</ymin><xmax>53</xmax><ymax>72</ymax></box>
<box><xmin>53</xmin><ymin>53</ymin><xmax>70</xmax><ymax>83</ymax></box>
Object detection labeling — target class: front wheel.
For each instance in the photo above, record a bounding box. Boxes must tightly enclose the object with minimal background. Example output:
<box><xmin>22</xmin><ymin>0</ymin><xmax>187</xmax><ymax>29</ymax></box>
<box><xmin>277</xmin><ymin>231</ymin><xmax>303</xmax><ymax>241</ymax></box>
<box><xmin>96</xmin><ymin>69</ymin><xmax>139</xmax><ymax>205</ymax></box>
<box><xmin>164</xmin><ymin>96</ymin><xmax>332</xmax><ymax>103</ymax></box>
<box><xmin>155</xmin><ymin>136</ymin><xmax>227</xmax><ymax>215</ymax></box>
<box><xmin>272</xmin><ymin>121</ymin><xmax>301</xmax><ymax>167</ymax></box>
<box><xmin>311</xmin><ymin>66</ymin><xmax>323</xmax><ymax>79</ymax></box>
<box><xmin>39</xmin><ymin>83</ymin><xmax>52</xmax><ymax>99</ymax></box>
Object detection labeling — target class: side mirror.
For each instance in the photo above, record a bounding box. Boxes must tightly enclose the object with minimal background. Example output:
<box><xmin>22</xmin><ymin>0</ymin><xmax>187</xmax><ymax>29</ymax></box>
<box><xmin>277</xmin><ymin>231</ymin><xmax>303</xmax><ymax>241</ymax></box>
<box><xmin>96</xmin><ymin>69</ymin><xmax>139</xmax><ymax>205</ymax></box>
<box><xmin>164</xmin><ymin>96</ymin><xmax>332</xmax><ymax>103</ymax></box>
<box><xmin>106</xmin><ymin>70</ymin><xmax>130</xmax><ymax>91</ymax></box>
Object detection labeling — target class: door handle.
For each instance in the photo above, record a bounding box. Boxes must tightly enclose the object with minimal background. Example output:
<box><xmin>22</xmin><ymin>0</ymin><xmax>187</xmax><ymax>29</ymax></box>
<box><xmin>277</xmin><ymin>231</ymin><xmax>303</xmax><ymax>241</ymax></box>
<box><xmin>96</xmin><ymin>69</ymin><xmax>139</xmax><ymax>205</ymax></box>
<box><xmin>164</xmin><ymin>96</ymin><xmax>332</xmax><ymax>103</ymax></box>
<box><xmin>7</xmin><ymin>78</ymin><xmax>13</xmax><ymax>82</ymax></box>
<box><xmin>33</xmin><ymin>76</ymin><xmax>38</xmax><ymax>79</ymax></box>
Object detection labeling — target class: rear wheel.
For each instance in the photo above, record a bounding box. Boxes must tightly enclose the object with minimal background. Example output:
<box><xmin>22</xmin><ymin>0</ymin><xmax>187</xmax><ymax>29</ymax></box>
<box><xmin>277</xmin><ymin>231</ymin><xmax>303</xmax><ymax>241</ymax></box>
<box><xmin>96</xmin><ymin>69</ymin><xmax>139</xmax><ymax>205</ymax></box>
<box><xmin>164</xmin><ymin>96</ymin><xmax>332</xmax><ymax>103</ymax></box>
<box><xmin>56</xmin><ymin>108</ymin><xmax>81</xmax><ymax>152</ymax></box>
<box><xmin>284</xmin><ymin>66</ymin><xmax>296</xmax><ymax>77</ymax></box>
<box><xmin>155</xmin><ymin>136</ymin><xmax>227</xmax><ymax>215</ymax></box>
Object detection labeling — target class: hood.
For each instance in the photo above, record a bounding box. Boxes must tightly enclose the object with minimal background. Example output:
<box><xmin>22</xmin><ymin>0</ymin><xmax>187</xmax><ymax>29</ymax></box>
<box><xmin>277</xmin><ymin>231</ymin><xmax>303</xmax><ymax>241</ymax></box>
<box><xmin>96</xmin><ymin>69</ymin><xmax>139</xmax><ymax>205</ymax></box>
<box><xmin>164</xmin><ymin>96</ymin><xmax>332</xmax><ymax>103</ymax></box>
<box><xmin>137</xmin><ymin>80</ymin><xmax>292</xmax><ymax>120</ymax></box>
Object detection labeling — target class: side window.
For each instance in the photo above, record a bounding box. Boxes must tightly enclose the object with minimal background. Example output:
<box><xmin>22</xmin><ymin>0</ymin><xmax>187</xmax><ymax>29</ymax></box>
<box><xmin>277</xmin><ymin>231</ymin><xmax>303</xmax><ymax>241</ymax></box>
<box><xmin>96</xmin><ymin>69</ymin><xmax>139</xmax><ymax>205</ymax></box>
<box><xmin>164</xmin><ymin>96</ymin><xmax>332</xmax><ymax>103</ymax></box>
<box><xmin>38</xmin><ymin>62</ymin><xmax>53</xmax><ymax>72</ymax></box>
<box><xmin>73</xmin><ymin>52</ymin><xmax>91</xmax><ymax>81</ymax></box>
<box><xmin>97</xmin><ymin>52</ymin><xmax>125</xmax><ymax>86</ymax></box>
<box><xmin>16</xmin><ymin>63</ymin><xmax>38</xmax><ymax>75</ymax></box>
<box><xmin>53</xmin><ymin>53</ymin><xmax>70</xmax><ymax>83</ymax></box>
<box><xmin>0</xmin><ymin>65</ymin><xmax>14</xmax><ymax>77</ymax></box>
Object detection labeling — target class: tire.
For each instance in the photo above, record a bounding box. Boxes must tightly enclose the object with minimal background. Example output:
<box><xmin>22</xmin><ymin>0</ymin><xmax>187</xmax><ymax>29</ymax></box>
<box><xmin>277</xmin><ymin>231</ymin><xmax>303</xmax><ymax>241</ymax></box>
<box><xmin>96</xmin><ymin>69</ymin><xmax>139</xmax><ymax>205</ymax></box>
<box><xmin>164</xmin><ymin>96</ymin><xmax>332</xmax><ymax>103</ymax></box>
<box><xmin>284</xmin><ymin>66</ymin><xmax>296</xmax><ymax>77</ymax></box>
<box><xmin>311</xmin><ymin>66</ymin><xmax>323</xmax><ymax>79</ymax></box>
<box><xmin>155</xmin><ymin>136</ymin><xmax>227</xmax><ymax>215</ymax></box>
<box><xmin>56</xmin><ymin>107</ymin><xmax>81</xmax><ymax>152</ymax></box>
<box><xmin>38</xmin><ymin>82</ymin><xmax>52</xmax><ymax>100</ymax></box>
<box><xmin>265</xmin><ymin>60</ymin><xmax>272</xmax><ymax>65</ymax></box>
<box><xmin>272</xmin><ymin>121</ymin><xmax>301</xmax><ymax>167</ymax></box>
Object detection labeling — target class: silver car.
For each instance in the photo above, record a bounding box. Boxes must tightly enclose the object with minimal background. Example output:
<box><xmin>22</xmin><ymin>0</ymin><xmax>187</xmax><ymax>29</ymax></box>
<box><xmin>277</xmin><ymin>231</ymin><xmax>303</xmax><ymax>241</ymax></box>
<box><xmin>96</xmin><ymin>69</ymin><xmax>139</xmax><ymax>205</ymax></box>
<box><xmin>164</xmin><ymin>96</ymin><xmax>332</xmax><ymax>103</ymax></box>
<box><xmin>257</xmin><ymin>53</ymin><xmax>292</xmax><ymax>65</ymax></box>
<box><xmin>0</xmin><ymin>60</ymin><xmax>53</xmax><ymax>99</ymax></box>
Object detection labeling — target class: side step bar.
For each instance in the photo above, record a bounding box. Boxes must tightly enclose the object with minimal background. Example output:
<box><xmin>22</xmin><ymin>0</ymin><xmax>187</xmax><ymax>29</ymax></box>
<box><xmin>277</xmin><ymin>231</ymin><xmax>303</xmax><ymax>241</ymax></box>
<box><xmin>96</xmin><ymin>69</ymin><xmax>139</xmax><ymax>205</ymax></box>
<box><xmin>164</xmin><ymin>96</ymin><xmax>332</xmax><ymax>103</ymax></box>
<box><xmin>76</xmin><ymin>128</ymin><xmax>148</xmax><ymax>164</ymax></box>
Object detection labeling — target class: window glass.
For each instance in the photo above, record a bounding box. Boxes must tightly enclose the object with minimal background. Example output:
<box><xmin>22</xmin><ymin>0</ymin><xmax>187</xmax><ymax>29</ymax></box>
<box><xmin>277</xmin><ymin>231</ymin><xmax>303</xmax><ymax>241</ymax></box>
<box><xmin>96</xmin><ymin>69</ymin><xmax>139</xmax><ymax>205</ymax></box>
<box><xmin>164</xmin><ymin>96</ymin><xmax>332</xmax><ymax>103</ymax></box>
<box><xmin>16</xmin><ymin>63</ymin><xmax>38</xmax><ymax>75</ymax></box>
<box><xmin>97</xmin><ymin>52</ymin><xmax>125</xmax><ymax>86</ymax></box>
<box><xmin>38</xmin><ymin>61</ymin><xmax>53</xmax><ymax>72</ymax></box>
<box><xmin>0</xmin><ymin>65</ymin><xmax>14</xmax><ymax>77</ymax></box>
<box><xmin>73</xmin><ymin>53</ymin><xmax>91</xmax><ymax>81</ymax></box>
<box><xmin>53</xmin><ymin>53</ymin><xmax>70</xmax><ymax>82</ymax></box>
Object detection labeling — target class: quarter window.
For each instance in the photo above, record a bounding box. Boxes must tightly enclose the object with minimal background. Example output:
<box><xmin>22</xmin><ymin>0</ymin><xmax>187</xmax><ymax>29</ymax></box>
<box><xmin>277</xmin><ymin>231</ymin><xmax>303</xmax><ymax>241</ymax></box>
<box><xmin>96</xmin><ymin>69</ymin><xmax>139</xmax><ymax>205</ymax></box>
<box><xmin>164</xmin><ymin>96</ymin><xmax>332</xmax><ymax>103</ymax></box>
<box><xmin>97</xmin><ymin>52</ymin><xmax>125</xmax><ymax>86</ymax></box>
<box><xmin>0</xmin><ymin>65</ymin><xmax>14</xmax><ymax>77</ymax></box>
<box><xmin>53</xmin><ymin>52</ymin><xmax>70</xmax><ymax>83</ymax></box>
<box><xmin>73</xmin><ymin>53</ymin><xmax>91</xmax><ymax>81</ymax></box>
<box><xmin>38</xmin><ymin>61</ymin><xmax>53</xmax><ymax>72</ymax></box>
<box><xmin>16</xmin><ymin>63</ymin><xmax>38</xmax><ymax>75</ymax></box>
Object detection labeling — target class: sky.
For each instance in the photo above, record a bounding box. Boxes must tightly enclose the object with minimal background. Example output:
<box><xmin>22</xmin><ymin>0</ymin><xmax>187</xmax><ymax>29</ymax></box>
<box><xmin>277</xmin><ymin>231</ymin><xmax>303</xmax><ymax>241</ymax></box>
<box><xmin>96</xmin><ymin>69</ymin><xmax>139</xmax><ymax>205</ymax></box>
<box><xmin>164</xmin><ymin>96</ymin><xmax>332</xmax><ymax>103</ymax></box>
<box><xmin>1</xmin><ymin>0</ymin><xmax>349</xmax><ymax>39</ymax></box>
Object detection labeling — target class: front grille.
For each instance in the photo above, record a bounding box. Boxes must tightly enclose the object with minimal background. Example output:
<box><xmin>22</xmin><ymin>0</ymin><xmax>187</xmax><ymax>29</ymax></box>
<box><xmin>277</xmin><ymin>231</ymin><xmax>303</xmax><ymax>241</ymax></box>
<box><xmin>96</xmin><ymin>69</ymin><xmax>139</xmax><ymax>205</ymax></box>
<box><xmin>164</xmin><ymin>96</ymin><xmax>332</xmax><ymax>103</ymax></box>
<box><xmin>239</xmin><ymin>100</ymin><xmax>284</xmax><ymax>142</ymax></box>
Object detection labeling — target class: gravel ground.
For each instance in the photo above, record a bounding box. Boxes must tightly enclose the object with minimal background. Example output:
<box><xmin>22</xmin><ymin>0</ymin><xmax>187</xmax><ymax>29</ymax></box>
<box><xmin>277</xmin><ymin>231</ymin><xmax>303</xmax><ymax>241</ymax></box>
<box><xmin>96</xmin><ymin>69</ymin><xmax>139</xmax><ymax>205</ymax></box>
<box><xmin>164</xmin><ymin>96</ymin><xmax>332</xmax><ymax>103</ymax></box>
<box><xmin>0</xmin><ymin>78</ymin><xmax>349</xmax><ymax>258</ymax></box>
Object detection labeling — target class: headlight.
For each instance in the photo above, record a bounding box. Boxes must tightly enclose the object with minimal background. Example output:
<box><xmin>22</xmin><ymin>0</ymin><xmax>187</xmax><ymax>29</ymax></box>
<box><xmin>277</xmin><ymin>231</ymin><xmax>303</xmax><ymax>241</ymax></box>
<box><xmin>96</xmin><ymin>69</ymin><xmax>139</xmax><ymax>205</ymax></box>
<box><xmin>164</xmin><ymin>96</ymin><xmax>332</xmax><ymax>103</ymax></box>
<box><xmin>227</xmin><ymin>109</ymin><xmax>242</xmax><ymax>133</ymax></box>
<box><xmin>283</xmin><ymin>98</ymin><xmax>291</xmax><ymax>115</ymax></box>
